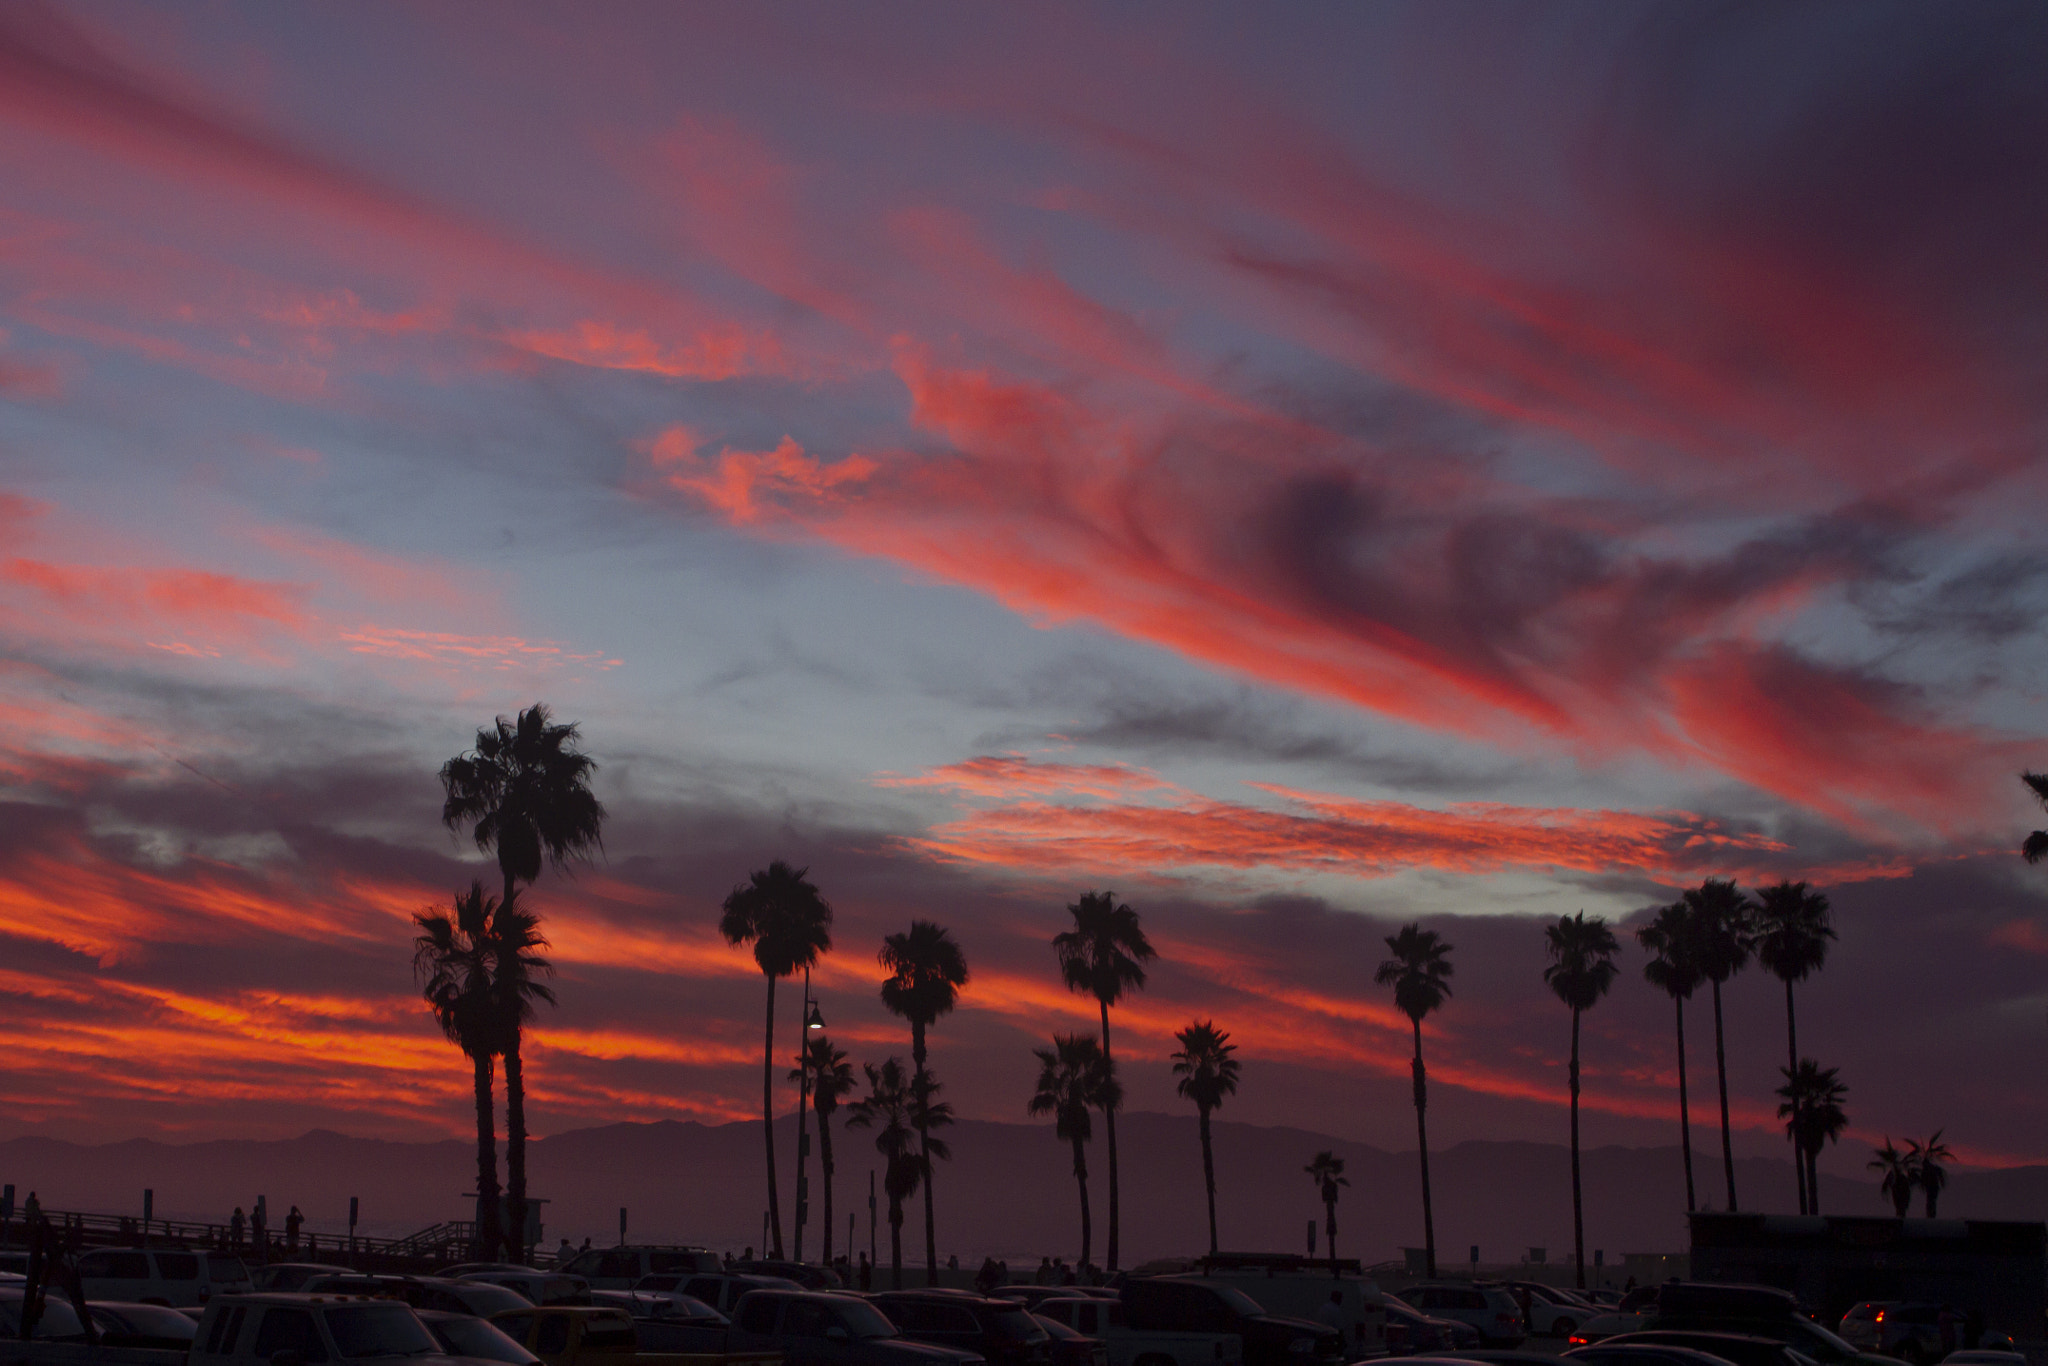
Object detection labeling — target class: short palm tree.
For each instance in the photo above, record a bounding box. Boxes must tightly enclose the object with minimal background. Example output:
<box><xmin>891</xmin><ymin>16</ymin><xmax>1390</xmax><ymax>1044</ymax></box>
<box><xmin>1170</xmin><ymin>1022</ymin><xmax>1240</xmax><ymax>1255</ymax></box>
<box><xmin>484</xmin><ymin>888</ymin><xmax>557</xmax><ymax>1259</ymax></box>
<box><xmin>1544</xmin><ymin>911</ymin><xmax>1619</xmax><ymax>1290</ymax></box>
<box><xmin>791</xmin><ymin>1035</ymin><xmax>855</xmax><ymax>1265</ymax></box>
<box><xmin>1637</xmin><ymin>899</ymin><xmax>1703</xmax><ymax>1212</ymax></box>
<box><xmin>1053</xmin><ymin>890</ymin><xmax>1156</xmax><ymax>1273</ymax></box>
<box><xmin>1374</xmin><ymin>925</ymin><xmax>1452</xmax><ymax>1277</ymax></box>
<box><xmin>1754</xmin><ymin>882</ymin><xmax>1836</xmax><ymax>1214</ymax></box>
<box><xmin>1869</xmin><ymin>1139</ymin><xmax>1915</xmax><ymax>1217</ymax></box>
<box><xmin>879</xmin><ymin>921</ymin><xmax>970</xmax><ymax>1285</ymax></box>
<box><xmin>1031</xmin><ymin>1033</ymin><xmax>1117</xmax><ymax>1270</ymax></box>
<box><xmin>720</xmin><ymin>861</ymin><xmax>833</xmax><ymax>1259</ymax></box>
<box><xmin>440</xmin><ymin>703</ymin><xmax>604</xmax><ymax>1260</ymax></box>
<box><xmin>1304</xmin><ymin>1151</ymin><xmax>1349</xmax><ymax>1277</ymax></box>
<box><xmin>413</xmin><ymin>881</ymin><xmax>504</xmax><ymax>1260</ymax></box>
<box><xmin>1684</xmin><ymin>878</ymin><xmax>1755</xmax><ymax>1212</ymax></box>
<box><xmin>849</xmin><ymin>1058</ymin><xmax>950</xmax><ymax>1288</ymax></box>
<box><xmin>2022</xmin><ymin>773</ymin><xmax>2048</xmax><ymax>862</ymax></box>
<box><xmin>1911</xmin><ymin>1132</ymin><xmax>1954</xmax><ymax>1217</ymax></box>
<box><xmin>1776</xmin><ymin>1060</ymin><xmax>1847</xmax><ymax>1214</ymax></box>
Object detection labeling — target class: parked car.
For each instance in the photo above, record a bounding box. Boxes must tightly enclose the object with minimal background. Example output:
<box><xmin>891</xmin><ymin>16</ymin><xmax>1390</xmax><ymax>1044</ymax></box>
<box><xmin>1034</xmin><ymin>1311</ymin><xmax>1111</xmax><ymax>1366</ymax></box>
<box><xmin>1640</xmin><ymin>1285</ymin><xmax>1889</xmax><ymax>1366</ymax></box>
<box><xmin>1568</xmin><ymin>1286</ymin><xmax>1663</xmax><ymax>1345</ymax></box>
<box><xmin>77</xmin><ymin>1246</ymin><xmax>255</xmax><ymax>1307</ymax></box>
<box><xmin>874</xmin><ymin>1290</ymin><xmax>1057</xmax><ymax>1366</ymax></box>
<box><xmin>729</xmin><ymin>1288</ymin><xmax>986</xmax><ymax>1366</ymax></box>
<box><xmin>1034</xmin><ymin>1293</ymin><xmax>1244</xmax><ymax>1366</ymax></box>
<box><xmin>998</xmin><ymin>1288</ymin><xmax>1118</xmax><ymax>1311</ymax></box>
<box><xmin>674</xmin><ymin>1272</ymin><xmax>806</xmax><ymax>1315</ymax></box>
<box><xmin>1838</xmin><ymin>1303</ymin><xmax>1946</xmax><ymax>1364</ymax></box>
<box><xmin>88</xmin><ymin>1298</ymin><xmax>204</xmax><ymax>1348</ymax></box>
<box><xmin>1502</xmin><ymin>1282</ymin><xmax>1595</xmax><ymax>1337</ymax></box>
<box><xmin>0</xmin><ymin>1287</ymin><xmax>87</xmax><ymax>1341</ymax></box>
<box><xmin>1393</xmin><ymin>1284</ymin><xmax>1526</xmax><ymax>1347</ymax></box>
<box><xmin>489</xmin><ymin>1304</ymin><xmax>659</xmax><ymax>1366</ymax></box>
<box><xmin>731</xmin><ymin>1259</ymin><xmax>845</xmax><ymax>1290</ymax></box>
<box><xmin>255</xmin><ymin>1263</ymin><xmax>357</xmax><ymax>1292</ymax></box>
<box><xmin>304</xmin><ymin>1273</ymin><xmax>536</xmax><ymax>1317</ymax></box>
<box><xmin>461</xmin><ymin>1269</ymin><xmax>591</xmax><ymax>1306</ymax></box>
<box><xmin>556</xmin><ymin>1245</ymin><xmax>723</xmax><ymax>1289</ymax></box>
<box><xmin>1381</xmin><ymin>1296</ymin><xmax>1479</xmax><ymax>1354</ymax></box>
<box><xmin>418</xmin><ymin>1306</ymin><xmax>544</xmax><ymax>1365</ymax></box>
<box><xmin>604</xmin><ymin>1291</ymin><xmax>739</xmax><ymax>1354</ymax></box>
<box><xmin>191</xmin><ymin>1291</ymin><xmax>456</xmax><ymax>1366</ymax></box>
<box><xmin>1585</xmin><ymin>1330</ymin><xmax>1818</xmax><ymax>1366</ymax></box>
<box><xmin>1118</xmin><ymin>1276</ymin><xmax>1344</xmax><ymax>1366</ymax></box>
<box><xmin>1564</xmin><ymin>1343</ymin><xmax>1752</xmax><ymax>1366</ymax></box>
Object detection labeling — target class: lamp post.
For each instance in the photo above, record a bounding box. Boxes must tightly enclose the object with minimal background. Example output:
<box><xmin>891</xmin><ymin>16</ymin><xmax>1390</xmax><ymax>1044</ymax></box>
<box><xmin>793</xmin><ymin>967</ymin><xmax>826</xmax><ymax>1263</ymax></box>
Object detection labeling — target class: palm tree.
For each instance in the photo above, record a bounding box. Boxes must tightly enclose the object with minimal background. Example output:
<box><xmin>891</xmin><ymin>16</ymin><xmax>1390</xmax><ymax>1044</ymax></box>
<box><xmin>1754</xmin><ymin>882</ymin><xmax>1836</xmax><ymax>1213</ymax></box>
<box><xmin>2022</xmin><ymin>773</ymin><xmax>2048</xmax><ymax>862</ymax></box>
<box><xmin>1637</xmin><ymin>899</ymin><xmax>1703</xmax><ymax>1213</ymax></box>
<box><xmin>1544</xmin><ymin>911</ymin><xmax>1619</xmax><ymax>1290</ymax></box>
<box><xmin>791</xmin><ymin>1036</ymin><xmax>855</xmax><ymax>1265</ymax></box>
<box><xmin>484</xmin><ymin>888</ymin><xmax>557</xmax><ymax>1260</ymax></box>
<box><xmin>1911</xmin><ymin>1132</ymin><xmax>1954</xmax><ymax>1217</ymax></box>
<box><xmin>440</xmin><ymin>703</ymin><xmax>604</xmax><ymax>1260</ymax></box>
<box><xmin>413</xmin><ymin>881</ymin><xmax>504</xmax><ymax>1260</ymax></box>
<box><xmin>849</xmin><ymin>1058</ymin><xmax>951</xmax><ymax>1288</ymax></box>
<box><xmin>1776</xmin><ymin>1060</ymin><xmax>1847</xmax><ymax>1214</ymax></box>
<box><xmin>1170</xmin><ymin>1022</ymin><xmax>1240</xmax><ymax>1255</ymax></box>
<box><xmin>719</xmin><ymin>861</ymin><xmax>834</xmax><ymax>1259</ymax></box>
<box><xmin>1374</xmin><ymin>925</ymin><xmax>1452</xmax><ymax>1277</ymax></box>
<box><xmin>1304</xmin><ymin>1151</ymin><xmax>1349</xmax><ymax>1277</ymax></box>
<box><xmin>1684</xmin><ymin>878</ymin><xmax>1755</xmax><ymax>1212</ymax></box>
<box><xmin>1053</xmin><ymin>890</ymin><xmax>1156</xmax><ymax>1273</ymax></box>
<box><xmin>1031</xmin><ymin>1033</ymin><xmax>1117</xmax><ymax>1269</ymax></box>
<box><xmin>879</xmin><ymin>921</ymin><xmax>970</xmax><ymax>1285</ymax></box>
<box><xmin>1869</xmin><ymin>1139</ymin><xmax>1916</xmax><ymax>1217</ymax></box>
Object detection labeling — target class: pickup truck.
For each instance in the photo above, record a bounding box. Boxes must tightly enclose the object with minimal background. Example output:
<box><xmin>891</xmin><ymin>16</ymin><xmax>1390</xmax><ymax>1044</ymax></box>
<box><xmin>728</xmin><ymin>1289</ymin><xmax>983</xmax><ymax>1366</ymax></box>
<box><xmin>1117</xmin><ymin>1279</ymin><xmax>1343</xmax><ymax>1366</ymax></box>
<box><xmin>190</xmin><ymin>1292</ymin><xmax>458</xmax><ymax>1366</ymax></box>
<box><xmin>1033</xmin><ymin>1295</ymin><xmax>1243</xmax><ymax>1366</ymax></box>
<box><xmin>492</xmin><ymin>1305</ymin><xmax>781</xmax><ymax>1366</ymax></box>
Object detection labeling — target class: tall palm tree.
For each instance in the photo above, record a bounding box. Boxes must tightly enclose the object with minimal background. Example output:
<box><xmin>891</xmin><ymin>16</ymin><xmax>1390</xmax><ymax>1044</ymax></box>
<box><xmin>1869</xmin><ymin>1139</ymin><xmax>1916</xmax><ymax>1217</ymax></box>
<box><xmin>879</xmin><ymin>921</ymin><xmax>970</xmax><ymax>1285</ymax></box>
<box><xmin>413</xmin><ymin>881</ymin><xmax>504</xmax><ymax>1260</ymax></box>
<box><xmin>720</xmin><ymin>861</ymin><xmax>834</xmax><ymax>1258</ymax></box>
<box><xmin>1684</xmin><ymin>878</ymin><xmax>1755</xmax><ymax>1212</ymax></box>
<box><xmin>791</xmin><ymin>1036</ymin><xmax>855</xmax><ymax>1266</ymax></box>
<box><xmin>1304</xmin><ymin>1152</ymin><xmax>1349</xmax><ymax>1277</ymax></box>
<box><xmin>1374</xmin><ymin>925</ymin><xmax>1452</xmax><ymax>1277</ymax></box>
<box><xmin>1170</xmin><ymin>1022</ymin><xmax>1240</xmax><ymax>1256</ymax></box>
<box><xmin>440</xmin><ymin>703</ymin><xmax>605</xmax><ymax>1261</ymax></box>
<box><xmin>1754</xmin><ymin>882</ymin><xmax>1836</xmax><ymax>1213</ymax></box>
<box><xmin>2022</xmin><ymin>773</ymin><xmax>2048</xmax><ymax>862</ymax></box>
<box><xmin>1637</xmin><ymin>900</ymin><xmax>1704</xmax><ymax>1213</ymax></box>
<box><xmin>1053</xmin><ymin>890</ymin><xmax>1156</xmax><ymax>1273</ymax></box>
<box><xmin>849</xmin><ymin>1058</ymin><xmax>950</xmax><ymax>1288</ymax></box>
<box><xmin>1776</xmin><ymin>1060</ymin><xmax>1847</xmax><ymax>1214</ymax></box>
<box><xmin>484</xmin><ymin>888</ymin><xmax>557</xmax><ymax>1259</ymax></box>
<box><xmin>1544</xmin><ymin>911</ymin><xmax>1619</xmax><ymax>1290</ymax></box>
<box><xmin>1911</xmin><ymin>1132</ymin><xmax>1954</xmax><ymax>1217</ymax></box>
<box><xmin>1031</xmin><ymin>1033</ymin><xmax>1117</xmax><ymax>1270</ymax></box>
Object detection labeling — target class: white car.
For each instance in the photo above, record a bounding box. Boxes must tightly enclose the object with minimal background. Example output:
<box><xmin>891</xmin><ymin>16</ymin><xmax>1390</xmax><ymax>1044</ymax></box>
<box><xmin>1566</xmin><ymin>1285</ymin><xmax>1660</xmax><ymax>1345</ymax></box>
<box><xmin>78</xmin><ymin>1246</ymin><xmax>254</xmax><ymax>1307</ymax></box>
<box><xmin>1503</xmin><ymin>1281</ymin><xmax>1595</xmax><ymax>1337</ymax></box>
<box><xmin>191</xmin><ymin>1292</ymin><xmax>460</xmax><ymax>1366</ymax></box>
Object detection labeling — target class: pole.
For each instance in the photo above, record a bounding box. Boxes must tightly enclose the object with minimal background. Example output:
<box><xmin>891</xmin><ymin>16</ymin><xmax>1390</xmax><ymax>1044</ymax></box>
<box><xmin>868</xmin><ymin>1171</ymin><xmax>876</xmax><ymax>1268</ymax></box>
<box><xmin>619</xmin><ymin>1207</ymin><xmax>628</xmax><ymax>1246</ymax></box>
<box><xmin>348</xmin><ymin>1197</ymin><xmax>359</xmax><ymax>1268</ymax></box>
<box><xmin>795</xmin><ymin>965</ymin><xmax>811</xmax><ymax>1264</ymax></box>
<box><xmin>143</xmin><ymin>1190</ymin><xmax>153</xmax><ymax>1248</ymax></box>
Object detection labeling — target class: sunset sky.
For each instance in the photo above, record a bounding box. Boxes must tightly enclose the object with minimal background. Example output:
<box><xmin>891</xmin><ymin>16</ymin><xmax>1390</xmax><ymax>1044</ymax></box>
<box><xmin>3</xmin><ymin>2</ymin><xmax>2048</xmax><ymax>1185</ymax></box>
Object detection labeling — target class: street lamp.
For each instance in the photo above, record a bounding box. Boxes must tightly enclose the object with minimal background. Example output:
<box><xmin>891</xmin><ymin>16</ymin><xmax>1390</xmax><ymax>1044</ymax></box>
<box><xmin>806</xmin><ymin>1002</ymin><xmax>826</xmax><ymax>1031</ymax></box>
<box><xmin>795</xmin><ymin>969</ymin><xmax>825</xmax><ymax>1262</ymax></box>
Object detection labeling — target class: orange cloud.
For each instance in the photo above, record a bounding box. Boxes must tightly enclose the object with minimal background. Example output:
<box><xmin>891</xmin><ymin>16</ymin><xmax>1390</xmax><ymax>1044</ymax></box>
<box><xmin>505</xmin><ymin>319</ymin><xmax>780</xmax><ymax>382</ymax></box>
<box><xmin>648</xmin><ymin>428</ymin><xmax>878</xmax><ymax>525</ymax></box>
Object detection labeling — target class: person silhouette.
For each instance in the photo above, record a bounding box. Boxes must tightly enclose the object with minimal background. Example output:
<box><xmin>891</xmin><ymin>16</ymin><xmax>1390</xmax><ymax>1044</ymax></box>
<box><xmin>230</xmin><ymin>1207</ymin><xmax>246</xmax><ymax>1249</ymax></box>
<box><xmin>858</xmin><ymin>1251</ymin><xmax>872</xmax><ymax>1291</ymax></box>
<box><xmin>557</xmin><ymin>1238</ymin><xmax>575</xmax><ymax>1266</ymax></box>
<box><xmin>285</xmin><ymin>1206</ymin><xmax>303</xmax><ymax>1253</ymax></box>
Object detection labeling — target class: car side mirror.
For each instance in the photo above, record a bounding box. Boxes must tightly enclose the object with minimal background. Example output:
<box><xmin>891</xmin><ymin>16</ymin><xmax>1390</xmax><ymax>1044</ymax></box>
<box><xmin>826</xmin><ymin>1327</ymin><xmax>850</xmax><ymax>1344</ymax></box>
<box><xmin>271</xmin><ymin>1351</ymin><xmax>306</xmax><ymax>1366</ymax></box>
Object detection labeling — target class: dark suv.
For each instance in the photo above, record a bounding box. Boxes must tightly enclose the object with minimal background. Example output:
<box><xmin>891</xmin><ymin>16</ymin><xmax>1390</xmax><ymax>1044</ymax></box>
<box><xmin>1120</xmin><ymin>1277</ymin><xmax>1344</xmax><ymax>1366</ymax></box>
<box><xmin>1641</xmin><ymin>1284</ymin><xmax>1891</xmax><ymax>1366</ymax></box>
<box><xmin>732</xmin><ymin>1289</ymin><xmax>985</xmax><ymax>1366</ymax></box>
<box><xmin>872</xmin><ymin>1291</ymin><xmax>1054</xmax><ymax>1366</ymax></box>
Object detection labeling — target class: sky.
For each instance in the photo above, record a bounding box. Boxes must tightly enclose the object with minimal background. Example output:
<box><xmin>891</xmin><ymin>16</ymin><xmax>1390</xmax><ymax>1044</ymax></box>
<box><xmin>3</xmin><ymin>1</ymin><xmax>2048</xmax><ymax>1191</ymax></box>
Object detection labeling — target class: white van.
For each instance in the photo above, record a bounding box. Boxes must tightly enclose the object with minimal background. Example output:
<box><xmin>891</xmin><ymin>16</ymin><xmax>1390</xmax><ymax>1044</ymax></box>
<box><xmin>78</xmin><ymin>1246</ymin><xmax>255</xmax><ymax>1306</ymax></box>
<box><xmin>556</xmin><ymin>1245</ymin><xmax>721</xmax><ymax>1289</ymax></box>
<box><xmin>192</xmin><ymin>1292</ymin><xmax>455</xmax><ymax>1366</ymax></box>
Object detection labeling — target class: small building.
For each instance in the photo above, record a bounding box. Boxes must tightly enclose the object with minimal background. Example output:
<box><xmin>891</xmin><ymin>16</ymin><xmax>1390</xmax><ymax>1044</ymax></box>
<box><xmin>1689</xmin><ymin>1212</ymin><xmax>2046</xmax><ymax>1341</ymax></box>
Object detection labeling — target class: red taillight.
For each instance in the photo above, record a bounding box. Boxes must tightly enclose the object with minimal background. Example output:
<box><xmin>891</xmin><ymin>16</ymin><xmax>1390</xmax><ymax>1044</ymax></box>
<box><xmin>1569</xmin><ymin>1336</ymin><xmax>1590</xmax><ymax>1346</ymax></box>
<box><xmin>1875</xmin><ymin>1312</ymin><xmax>1886</xmax><ymax>1324</ymax></box>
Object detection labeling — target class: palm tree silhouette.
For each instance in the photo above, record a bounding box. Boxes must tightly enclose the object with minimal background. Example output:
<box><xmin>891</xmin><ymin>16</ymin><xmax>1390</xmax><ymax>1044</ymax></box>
<box><xmin>1754</xmin><ymin>882</ymin><xmax>1836</xmax><ymax>1214</ymax></box>
<box><xmin>849</xmin><ymin>1057</ymin><xmax>950</xmax><ymax>1288</ymax></box>
<box><xmin>1684</xmin><ymin>878</ymin><xmax>1755</xmax><ymax>1212</ymax></box>
<box><xmin>1868</xmin><ymin>1139</ymin><xmax>1915</xmax><ymax>1217</ymax></box>
<box><xmin>719</xmin><ymin>861</ymin><xmax>833</xmax><ymax>1258</ymax></box>
<box><xmin>1053</xmin><ymin>890</ymin><xmax>1156</xmax><ymax>1273</ymax></box>
<box><xmin>879</xmin><ymin>921</ymin><xmax>970</xmax><ymax>1285</ymax></box>
<box><xmin>1776</xmin><ymin>1060</ymin><xmax>1847</xmax><ymax>1214</ymax></box>
<box><xmin>2022</xmin><ymin>773</ymin><xmax>2048</xmax><ymax>862</ymax></box>
<box><xmin>1637</xmin><ymin>899</ymin><xmax>1703</xmax><ymax>1213</ymax></box>
<box><xmin>1374</xmin><ymin>924</ymin><xmax>1452</xmax><ymax>1277</ymax></box>
<box><xmin>1304</xmin><ymin>1151</ymin><xmax>1349</xmax><ymax>1277</ymax></box>
<box><xmin>1031</xmin><ymin>1033</ymin><xmax>1117</xmax><ymax>1270</ymax></box>
<box><xmin>1170</xmin><ymin>1021</ymin><xmax>1240</xmax><ymax>1255</ymax></box>
<box><xmin>1544</xmin><ymin>912</ymin><xmax>1619</xmax><ymax>1290</ymax></box>
<box><xmin>791</xmin><ymin>1036</ymin><xmax>855</xmax><ymax>1265</ymax></box>
<box><xmin>1910</xmin><ymin>1132</ymin><xmax>1954</xmax><ymax>1217</ymax></box>
<box><xmin>440</xmin><ymin>703</ymin><xmax>604</xmax><ymax>1260</ymax></box>
<box><xmin>484</xmin><ymin>887</ymin><xmax>556</xmax><ymax>1259</ymax></box>
<box><xmin>413</xmin><ymin>881</ymin><xmax>505</xmax><ymax>1261</ymax></box>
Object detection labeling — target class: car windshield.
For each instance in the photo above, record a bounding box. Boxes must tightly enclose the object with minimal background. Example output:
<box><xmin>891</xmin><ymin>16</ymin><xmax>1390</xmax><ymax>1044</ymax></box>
<box><xmin>836</xmin><ymin>1300</ymin><xmax>901</xmax><ymax>1339</ymax></box>
<box><xmin>673</xmin><ymin>1296</ymin><xmax>723</xmax><ymax>1321</ymax></box>
<box><xmin>325</xmin><ymin>1304</ymin><xmax>439</xmax><ymax>1358</ymax></box>
<box><xmin>1791</xmin><ymin>1320</ymin><xmax>1862</xmax><ymax>1358</ymax></box>
<box><xmin>1383</xmin><ymin>1296</ymin><xmax>1417</xmax><ymax>1314</ymax></box>
<box><xmin>2</xmin><ymin>1295</ymin><xmax>86</xmax><ymax>1340</ymax></box>
<box><xmin>429</xmin><ymin>1316</ymin><xmax>538</xmax><ymax>1365</ymax></box>
<box><xmin>1034</xmin><ymin>1315</ymin><xmax>1079</xmax><ymax>1341</ymax></box>
<box><xmin>103</xmin><ymin>1304</ymin><xmax>199</xmax><ymax>1339</ymax></box>
<box><xmin>993</xmin><ymin>1309</ymin><xmax>1049</xmax><ymax>1342</ymax></box>
<box><xmin>1208</xmin><ymin>1286</ymin><xmax>1266</xmax><ymax>1317</ymax></box>
<box><xmin>207</xmin><ymin>1255</ymin><xmax>251</xmax><ymax>1281</ymax></box>
<box><xmin>457</xmin><ymin>1283</ymin><xmax>535</xmax><ymax>1315</ymax></box>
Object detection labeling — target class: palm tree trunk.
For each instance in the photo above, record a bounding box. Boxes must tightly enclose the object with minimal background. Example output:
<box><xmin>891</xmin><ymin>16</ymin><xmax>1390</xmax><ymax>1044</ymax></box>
<box><xmin>889</xmin><ymin>1198</ymin><xmax>904</xmax><ymax>1289</ymax></box>
<box><xmin>1072</xmin><ymin>1134</ymin><xmax>1092</xmax><ymax>1269</ymax></box>
<box><xmin>1806</xmin><ymin>1145</ymin><xmax>1820</xmax><ymax>1215</ymax></box>
<box><xmin>1712</xmin><ymin>979</ymin><xmax>1738</xmax><ymax>1211</ymax></box>
<box><xmin>1674</xmin><ymin>995</ymin><xmax>1696</xmax><ymax>1214</ymax></box>
<box><xmin>504</xmin><ymin>1035</ymin><xmax>529</xmax><ymax>1263</ymax></box>
<box><xmin>819</xmin><ymin>1108</ymin><xmax>835</xmax><ymax>1265</ymax></box>
<box><xmin>1325</xmin><ymin>1198</ymin><xmax>1338</xmax><ymax>1278</ymax></box>
<box><xmin>1198</xmin><ymin>1107</ymin><xmax>1218</xmax><ymax>1255</ymax></box>
<box><xmin>1099</xmin><ymin>1000</ymin><xmax>1119</xmax><ymax>1273</ymax></box>
<box><xmin>1412</xmin><ymin>1018</ymin><xmax>1437</xmax><ymax>1278</ymax></box>
<box><xmin>913</xmin><ymin>1024</ymin><xmax>937</xmax><ymax>1287</ymax></box>
<box><xmin>472</xmin><ymin>1051</ymin><xmax>502</xmax><ymax>1261</ymax></box>
<box><xmin>1787</xmin><ymin>979</ymin><xmax>1806</xmax><ymax>1215</ymax></box>
<box><xmin>1569</xmin><ymin>1007</ymin><xmax>1586</xmax><ymax>1291</ymax></box>
<box><xmin>763</xmin><ymin>975</ymin><xmax>783</xmax><ymax>1258</ymax></box>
